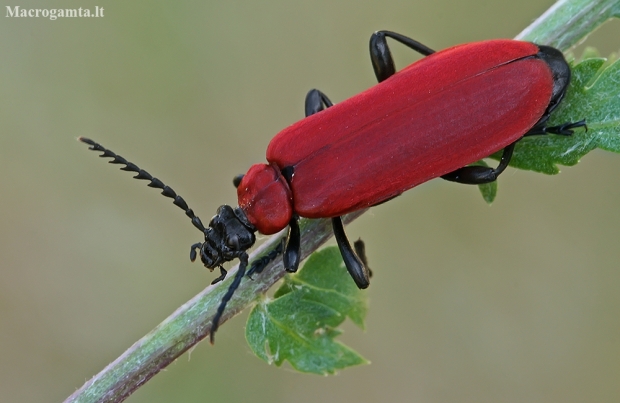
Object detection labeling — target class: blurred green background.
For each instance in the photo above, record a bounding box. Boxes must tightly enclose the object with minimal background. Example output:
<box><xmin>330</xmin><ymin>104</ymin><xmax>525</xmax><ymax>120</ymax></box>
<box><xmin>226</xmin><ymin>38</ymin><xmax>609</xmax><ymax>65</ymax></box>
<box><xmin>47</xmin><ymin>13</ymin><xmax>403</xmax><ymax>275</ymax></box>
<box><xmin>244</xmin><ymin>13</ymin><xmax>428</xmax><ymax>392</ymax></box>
<box><xmin>2</xmin><ymin>0</ymin><xmax>620</xmax><ymax>402</ymax></box>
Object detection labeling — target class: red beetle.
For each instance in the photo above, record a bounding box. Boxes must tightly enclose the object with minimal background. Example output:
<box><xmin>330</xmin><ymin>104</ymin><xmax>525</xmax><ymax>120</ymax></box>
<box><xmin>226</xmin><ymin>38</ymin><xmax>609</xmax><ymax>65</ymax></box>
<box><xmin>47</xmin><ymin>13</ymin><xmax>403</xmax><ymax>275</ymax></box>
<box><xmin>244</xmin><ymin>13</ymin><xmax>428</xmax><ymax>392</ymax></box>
<box><xmin>80</xmin><ymin>31</ymin><xmax>585</xmax><ymax>341</ymax></box>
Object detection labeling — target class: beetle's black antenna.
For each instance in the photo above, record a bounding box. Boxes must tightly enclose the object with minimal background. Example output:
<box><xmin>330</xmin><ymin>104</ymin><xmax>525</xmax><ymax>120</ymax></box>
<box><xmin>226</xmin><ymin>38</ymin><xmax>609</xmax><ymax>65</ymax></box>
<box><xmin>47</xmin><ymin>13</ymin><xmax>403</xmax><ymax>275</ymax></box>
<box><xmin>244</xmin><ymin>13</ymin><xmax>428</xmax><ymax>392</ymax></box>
<box><xmin>78</xmin><ymin>137</ymin><xmax>208</xmax><ymax>235</ymax></box>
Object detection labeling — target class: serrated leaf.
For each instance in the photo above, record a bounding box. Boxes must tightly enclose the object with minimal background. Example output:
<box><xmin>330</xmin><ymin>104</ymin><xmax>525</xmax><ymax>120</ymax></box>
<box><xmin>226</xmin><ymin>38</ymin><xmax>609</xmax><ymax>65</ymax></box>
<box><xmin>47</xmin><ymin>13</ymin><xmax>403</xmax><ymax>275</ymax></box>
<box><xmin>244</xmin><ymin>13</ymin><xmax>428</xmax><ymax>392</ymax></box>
<box><xmin>246</xmin><ymin>247</ymin><xmax>369</xmax><ymax>375</ymax></box>
<box><xmin>491</xmin><ymin>56</ymin><xmax>620</xmax><ymax>174</ymax></box>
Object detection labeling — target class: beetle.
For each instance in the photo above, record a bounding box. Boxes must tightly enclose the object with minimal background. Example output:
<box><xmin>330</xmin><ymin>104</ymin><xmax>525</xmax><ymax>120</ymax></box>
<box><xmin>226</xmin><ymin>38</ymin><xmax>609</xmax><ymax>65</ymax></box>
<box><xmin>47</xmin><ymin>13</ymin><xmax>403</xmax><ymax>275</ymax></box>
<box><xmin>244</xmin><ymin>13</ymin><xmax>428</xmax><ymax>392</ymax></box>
<box><xmin>80</xmin><ymin>31</ymin><xmax>585</xmax><ymax>343</ymax></box>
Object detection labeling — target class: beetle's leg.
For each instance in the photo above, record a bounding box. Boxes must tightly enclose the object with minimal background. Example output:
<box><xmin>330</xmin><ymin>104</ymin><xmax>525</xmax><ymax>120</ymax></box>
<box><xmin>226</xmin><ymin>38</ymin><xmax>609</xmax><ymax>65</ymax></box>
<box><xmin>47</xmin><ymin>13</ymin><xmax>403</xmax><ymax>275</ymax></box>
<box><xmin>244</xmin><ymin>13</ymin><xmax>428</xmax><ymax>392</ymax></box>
<box><xmin>525</xmin><ymin>119</ymin><xmax>587</xmax><ymax>136</ymax></box>
<box><xmin>305</xmin><ymin>88</ymin><xmax>334</xmax><ymax>115</ymax></box>
<box><xmin>370</xmin><ymin>31</ymin><xmax>435</xmax><ymax>83</ymax></box>
<box><xmin>246</xmin><ymin>242</ymin><xmax>284</xmax><ymax>278</ymax></box>
<box><xmin>332</xmin><ymin>217</ymin><xmax>370</xmax><ymax>289</ymax></box>
<box><xmin>283</xmin><ymin>215</ymin><xmax>301</xmax><ymax>273</ymax></box>
<box><xmin>210</xmin><ymin>251</ymin><xmax>249</xmax><ymax>344</ymax></box>
<box><xmin>441</xmin><ymin>142</ymin><xmax>516</xmax><ymax>185</ymax></box>
<box><xmin>353</xmin><ymin>238</ymin><xmax>373</xmax><ymax>278</ymax></box>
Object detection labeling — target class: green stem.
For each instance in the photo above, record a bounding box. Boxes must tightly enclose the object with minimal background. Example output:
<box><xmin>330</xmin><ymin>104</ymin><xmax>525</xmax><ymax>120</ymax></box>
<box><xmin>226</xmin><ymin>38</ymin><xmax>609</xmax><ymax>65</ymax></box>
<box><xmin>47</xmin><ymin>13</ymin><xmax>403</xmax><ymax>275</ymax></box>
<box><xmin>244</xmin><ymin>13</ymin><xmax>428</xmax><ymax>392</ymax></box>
<box><xmin>64</xmin><ymin>1</ymin><xmax>616</xmax><ymax>401</ymax></box>
<box><xmin>515</xmin><ymin>0</ymin><xmax>620</xmax><ymax>49</ymax></box>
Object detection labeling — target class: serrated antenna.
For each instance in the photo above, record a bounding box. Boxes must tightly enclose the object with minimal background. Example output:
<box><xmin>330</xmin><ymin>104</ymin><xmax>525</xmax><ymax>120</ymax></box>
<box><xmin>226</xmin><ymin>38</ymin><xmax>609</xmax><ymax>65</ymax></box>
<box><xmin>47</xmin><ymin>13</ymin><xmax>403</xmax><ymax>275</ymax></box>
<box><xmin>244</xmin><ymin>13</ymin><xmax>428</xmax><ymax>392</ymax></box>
<box><xmin>78</xmin><ymin>137</ymin><xmax>207</xmax><ymax>235</ymax></box>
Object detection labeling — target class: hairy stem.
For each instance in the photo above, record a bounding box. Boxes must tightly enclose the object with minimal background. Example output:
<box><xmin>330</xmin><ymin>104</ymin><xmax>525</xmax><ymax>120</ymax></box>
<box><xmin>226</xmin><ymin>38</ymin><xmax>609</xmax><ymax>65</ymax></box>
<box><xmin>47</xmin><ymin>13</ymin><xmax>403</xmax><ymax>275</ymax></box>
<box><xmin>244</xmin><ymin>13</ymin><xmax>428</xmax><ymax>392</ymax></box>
<box><xmin>515</xmin><ymin>0</ymin><xmax>620</xmax><ymax>49</ymax></box>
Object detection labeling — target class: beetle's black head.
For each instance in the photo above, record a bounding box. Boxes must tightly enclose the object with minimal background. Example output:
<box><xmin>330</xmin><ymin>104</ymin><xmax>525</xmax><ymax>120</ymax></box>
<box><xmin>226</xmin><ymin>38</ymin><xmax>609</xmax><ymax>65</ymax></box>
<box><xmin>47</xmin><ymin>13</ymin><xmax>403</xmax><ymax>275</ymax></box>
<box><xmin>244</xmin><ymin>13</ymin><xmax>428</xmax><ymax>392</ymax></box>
<box><xmin>191</xmin><ymin>205</ymin><xmax>257</xmax><ymax>269</ymax></box>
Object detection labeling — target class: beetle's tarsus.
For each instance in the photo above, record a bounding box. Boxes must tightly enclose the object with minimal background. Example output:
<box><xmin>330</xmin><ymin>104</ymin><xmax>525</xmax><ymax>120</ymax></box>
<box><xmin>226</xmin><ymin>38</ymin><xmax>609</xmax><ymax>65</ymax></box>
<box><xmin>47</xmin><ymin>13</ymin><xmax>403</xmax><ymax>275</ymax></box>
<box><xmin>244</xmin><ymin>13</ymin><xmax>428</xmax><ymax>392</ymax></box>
<box><xmin>441</xmin><ymin>142</ymin><xmax>516</xmax><ymax>185</ymax></box>
<box><xmin>546</xmin><ymin>119</ymin><xmax>588</xmax><ymax>135</ymax></box>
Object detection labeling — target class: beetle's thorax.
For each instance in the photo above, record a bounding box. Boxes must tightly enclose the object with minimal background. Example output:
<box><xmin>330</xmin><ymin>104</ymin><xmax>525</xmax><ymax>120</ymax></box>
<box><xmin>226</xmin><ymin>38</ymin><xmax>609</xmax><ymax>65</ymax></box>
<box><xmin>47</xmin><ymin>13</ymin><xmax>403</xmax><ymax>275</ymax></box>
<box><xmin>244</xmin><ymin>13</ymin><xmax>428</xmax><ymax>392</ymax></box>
<box><xmin>237</xmin><ymin>163</ymin><xmax>293</xmax><ymax>235</ymax></box>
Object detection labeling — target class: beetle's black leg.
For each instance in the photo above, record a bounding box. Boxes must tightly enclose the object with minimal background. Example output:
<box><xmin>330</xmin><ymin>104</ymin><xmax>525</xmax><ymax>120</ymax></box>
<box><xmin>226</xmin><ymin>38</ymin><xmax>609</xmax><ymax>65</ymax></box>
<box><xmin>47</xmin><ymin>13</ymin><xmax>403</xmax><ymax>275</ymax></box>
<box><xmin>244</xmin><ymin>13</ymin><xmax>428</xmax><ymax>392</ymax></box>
<box><xmin>283</xmin><ymin>215</ymin><xmax>301</xmax><ymax>273</ymax></box>
<box><xmin>441</xmin><ymin>142</ymin><xmax>516</xmax><ymax>185</ymax></box>
<box><xmin>525</xmin><ymin>119</ymin><xmax>587</xmax><ymax>136</ymax></box>
<box><xmin>246</xmin><ymin>242</ymin><xmax>284</xmax><ymax>278</ymax></box>
<box><xmin>210</xmin><ymin>251</ymin><xmax>249</xmax><ymax>344</ymax></box>
<box><xmin>332</xmin><ymin>217</ymin><xmax>370</xmax><ymax>289</ymax></box>
<box><xmin>305</xmin><ymin>88</ymin><xmax>334</xmax><ymax>116</ymax></box>
<box><xmin>370</xmin><ymin>31</ymin><xmax>435</xmax><ymax>83</ymax></box>
<box><xmin>353</xmin><ymin>238</ymin><xmax>373</xmax><ymax>278</ymax></box>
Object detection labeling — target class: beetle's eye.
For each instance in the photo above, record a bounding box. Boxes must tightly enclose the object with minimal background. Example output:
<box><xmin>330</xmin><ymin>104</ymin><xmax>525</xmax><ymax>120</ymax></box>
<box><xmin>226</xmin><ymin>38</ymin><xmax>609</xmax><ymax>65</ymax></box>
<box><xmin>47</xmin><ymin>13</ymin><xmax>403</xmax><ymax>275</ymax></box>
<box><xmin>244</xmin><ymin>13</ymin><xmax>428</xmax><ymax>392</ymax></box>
<box><xmin>232</xmin><ymin>174</ymin><xmax>244</xmax><ymax>188</ymax></box>
<box><xmin>226</xmin><ymin>234</ymin><xmax>239</xmax><ymax>249</ymax></box>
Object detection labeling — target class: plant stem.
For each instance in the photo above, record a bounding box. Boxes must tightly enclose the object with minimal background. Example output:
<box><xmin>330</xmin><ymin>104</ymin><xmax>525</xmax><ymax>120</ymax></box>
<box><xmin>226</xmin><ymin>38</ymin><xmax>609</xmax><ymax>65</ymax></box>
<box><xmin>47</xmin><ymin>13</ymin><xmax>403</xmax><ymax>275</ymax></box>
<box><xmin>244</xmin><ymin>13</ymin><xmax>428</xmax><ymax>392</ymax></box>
<box><xmin>515</xmin><ymin>0</ymin><xmax>620</xmax><ymax>49</ymax></box>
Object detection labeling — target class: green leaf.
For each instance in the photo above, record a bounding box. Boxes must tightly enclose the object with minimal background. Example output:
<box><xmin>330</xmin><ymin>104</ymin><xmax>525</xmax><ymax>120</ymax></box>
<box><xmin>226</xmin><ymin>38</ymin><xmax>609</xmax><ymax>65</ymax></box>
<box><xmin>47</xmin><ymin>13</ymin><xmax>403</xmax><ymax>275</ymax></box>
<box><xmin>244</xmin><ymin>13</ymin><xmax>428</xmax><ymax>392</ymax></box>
<box><xmin>491</xmin><ymin>56</ymin><xmax>620</xmax><ymax>175</ymax></box>
<box><xmin>473</xmin><ymin>160</ymin><xmax>498</xmax><ymax>204</ymax></box>
<box><xmin>245</xmin><ymin>246</ymin><xmax>369</xmax><ymax>374</ymax></box>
